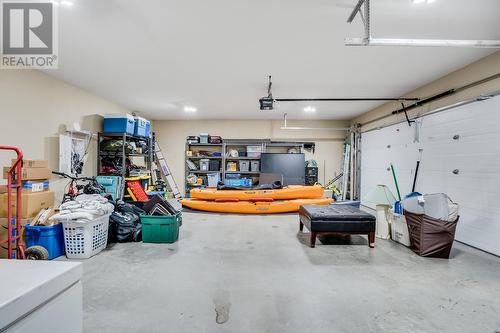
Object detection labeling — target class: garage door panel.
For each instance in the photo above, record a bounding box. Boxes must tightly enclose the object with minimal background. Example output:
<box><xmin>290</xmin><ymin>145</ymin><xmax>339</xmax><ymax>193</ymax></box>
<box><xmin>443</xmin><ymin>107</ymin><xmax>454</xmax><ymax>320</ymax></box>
<box><xmin>456</xmin><ymin>224</ymin><xmax>500</xmax><ymax>255</ymax></box>
<box><xmin>361</xmin><ymin>95</ymin><xmax>500</xmax><ymax>256</ymax></box>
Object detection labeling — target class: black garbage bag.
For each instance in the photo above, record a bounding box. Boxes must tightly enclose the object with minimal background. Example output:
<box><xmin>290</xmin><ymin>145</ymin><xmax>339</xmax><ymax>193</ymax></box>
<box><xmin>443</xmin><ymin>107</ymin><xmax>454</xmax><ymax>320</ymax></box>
<box><xmin>109</xmin><ymin>201</ymin><xmax>145</xmax><ymax>243</ymax></box>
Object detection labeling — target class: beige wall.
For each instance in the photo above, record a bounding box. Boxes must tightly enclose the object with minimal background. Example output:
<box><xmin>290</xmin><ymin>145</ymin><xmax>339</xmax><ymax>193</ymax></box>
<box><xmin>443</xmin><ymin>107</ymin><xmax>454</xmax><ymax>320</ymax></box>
<box><xmin>153</xmin><ymin>119</ymin><xmax>349</xmax><ymax>194</ymax></box>
<box><xmin>353</xmin><ymin>51</ymin><xmax>500</xmax><ymax>131</ymax></box>
<box><xmin>0</xmin><ymin>70</ymin><xmax>130</xmax><ymax>200</ymax></box>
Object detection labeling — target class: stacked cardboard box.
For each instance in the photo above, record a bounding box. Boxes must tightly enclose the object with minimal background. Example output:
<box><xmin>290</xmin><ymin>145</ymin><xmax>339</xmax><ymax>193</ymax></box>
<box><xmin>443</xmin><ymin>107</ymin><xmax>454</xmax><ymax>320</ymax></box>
<box><xmin>0</xmin><ymin>159</ymin><xmax>55</xmax><ymax>258</ymax></box>
<box><xmin>1</xmin><ymin>159</ymin><xmax>54</xmax><ymax>217</ymax></box>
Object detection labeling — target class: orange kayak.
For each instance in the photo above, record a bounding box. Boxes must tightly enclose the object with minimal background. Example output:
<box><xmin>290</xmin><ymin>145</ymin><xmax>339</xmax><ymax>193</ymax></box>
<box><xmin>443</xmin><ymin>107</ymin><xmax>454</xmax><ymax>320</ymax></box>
<box><xmin>189</xmin><ymin>185</ymin><xmax>324</xmax><ymax>201</ymax></box>
<box><xmin>180</xmin><ymin>198</ymin><xmax>333</xmax><ymax>214</ymax></box>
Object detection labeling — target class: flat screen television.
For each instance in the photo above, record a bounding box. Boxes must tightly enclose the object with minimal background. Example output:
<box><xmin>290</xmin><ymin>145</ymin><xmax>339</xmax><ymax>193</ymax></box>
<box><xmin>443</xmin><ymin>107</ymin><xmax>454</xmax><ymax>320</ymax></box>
<box><xmin>260</xmin><ymin>153</ymin><xmax>305</xmax><ymax>186</ymax></box>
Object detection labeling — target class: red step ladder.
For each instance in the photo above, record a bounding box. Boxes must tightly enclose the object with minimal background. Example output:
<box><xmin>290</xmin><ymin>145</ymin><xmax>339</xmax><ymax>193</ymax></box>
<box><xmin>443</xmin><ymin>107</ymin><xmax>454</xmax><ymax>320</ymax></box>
<box><xmin>0</xmin><ymin>146</ymin><xmax>25</xmax><ymax>259</ymax></box>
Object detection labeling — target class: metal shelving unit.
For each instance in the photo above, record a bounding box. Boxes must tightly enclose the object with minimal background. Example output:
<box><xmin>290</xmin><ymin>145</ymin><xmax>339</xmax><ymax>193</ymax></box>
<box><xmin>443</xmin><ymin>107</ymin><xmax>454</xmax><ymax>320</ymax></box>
<box><xmin>98</xmin><ymin>132</ymin><xmax>153</xmax><ymax>200</ymax></box>
<box><xmin>184</xmin><ymin>138</ymin><xmax>311</xmax><ymax>196</ymax></box>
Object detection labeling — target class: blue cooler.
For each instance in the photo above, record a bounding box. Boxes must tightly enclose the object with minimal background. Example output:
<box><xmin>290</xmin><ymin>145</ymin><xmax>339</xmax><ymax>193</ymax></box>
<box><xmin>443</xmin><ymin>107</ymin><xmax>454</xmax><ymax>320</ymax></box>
<box><xmin>103</xmin><ymin>114</ymin><xmax>135</xmax><ymax>135</ymax></box>
<box><xmin>134</xmin><ymin>116</ymin><xmax>150</xmax><ymax>137</ymax></box>
<box><xmin>24</xmin><ymin>224</ymin><xmax>65</xmax><ymax>260</ymax></box>
<box><xmin>96</xmin><ymin>175</ymin><xmax>122</xmax><ymax>200</ymax></box>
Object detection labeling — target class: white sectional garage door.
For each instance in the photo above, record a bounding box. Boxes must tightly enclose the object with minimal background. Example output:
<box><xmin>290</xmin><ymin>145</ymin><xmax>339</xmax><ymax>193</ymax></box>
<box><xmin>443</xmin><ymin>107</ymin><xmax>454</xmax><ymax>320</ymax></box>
<box><xmin>360</xmin><ymin>95</ymin><xmax>500</xmax><ymax>256</ymax></box>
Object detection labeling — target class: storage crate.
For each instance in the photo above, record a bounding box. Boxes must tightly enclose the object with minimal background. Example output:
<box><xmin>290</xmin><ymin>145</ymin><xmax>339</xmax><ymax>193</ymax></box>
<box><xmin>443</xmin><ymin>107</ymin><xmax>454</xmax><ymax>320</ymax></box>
<box><xmin>96</xmin><ymin>176</ymin><xmax>123</xmax><ymax>200</ymax></box>
<box><xmin>199</xmin><ymin>159</ymin><xmax>210</xmax><ymax>171</ymax></box>
<box><xmin>250</xmin><ymin>161</ymin><xmax>260</xmax><ymax>172</ymax></box>
<box><xmin>134</xmin><ymin>116</ymin><xmax>150</xmax><ymax>137</ymax></box>
<box><xmin>224</xmin><ymin>178</ymin><xmax>251</xmax><ymax>187</ymax></box>
<box><xmin>103</xmin><ymin>114</ymin><xmax>135</xmax><ymax>135</ymax></box>
<box><xmin>24</xmin><ymin>224</ymin><xmax>65</xmax><ymax>260</ymax></box>
<box><xmin>141</xmin><ymin>213</ymin><xmax>181</xmax><ymax>243</ymax></box>
<box><xmin>207</xmin><ymin>173</ymin><xmax>220</xmax><ymax>187</ymax></box>
<box><xmin>388</xmin><ymin>210</ymin><xmax>410</xmax><ymax>247</ymax></box>
<box><xmin>209</xmin><ymin>160</ymin><xmax>220</xmax><ymax>171</ymax></box>
<box><xmin>239</xmin><ymin>160</ymin><xmax>250</xmax><ymax>172</ymax></box>
<box><xmin>61</xmin><ymin>214</ymin><xmax>110</xmax><ymax>259</ymax></box>
<box><xmin>246</xmin><ymin>145</ymin><xmax>262</xmax><ymax>158</ymax></box>
<box><xmin>200</xmin><ymin>133</ymin><xmax>209</xmax><ymax>144</ymax></box>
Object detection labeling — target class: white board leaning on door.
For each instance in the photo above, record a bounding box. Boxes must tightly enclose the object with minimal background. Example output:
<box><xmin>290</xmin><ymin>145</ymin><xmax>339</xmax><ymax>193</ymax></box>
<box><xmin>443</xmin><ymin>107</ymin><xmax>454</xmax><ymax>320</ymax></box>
<box><xmin>360</xmin><ymin>95</ymin><xmax>500</xmax><ymax>256</ymax></box>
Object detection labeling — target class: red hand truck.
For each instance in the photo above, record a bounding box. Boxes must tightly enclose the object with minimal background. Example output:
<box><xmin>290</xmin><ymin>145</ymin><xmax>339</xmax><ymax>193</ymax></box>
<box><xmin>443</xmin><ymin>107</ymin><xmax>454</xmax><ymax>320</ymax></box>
<box><xmin>0</xmin><ymin>146</ymin><xmax>25</xmax><ymax>259</ymax></box>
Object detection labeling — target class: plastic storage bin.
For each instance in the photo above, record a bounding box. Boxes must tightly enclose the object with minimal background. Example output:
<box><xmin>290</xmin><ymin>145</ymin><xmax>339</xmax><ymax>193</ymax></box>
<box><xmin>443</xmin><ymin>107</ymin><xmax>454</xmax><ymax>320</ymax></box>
<box><xmin>200</xmin><ymin>159</ymin><xmax>210</xmax><ymax>171</ymax></box>
<box><xmin>331</xmin><ymin>200</ymin><xmax>360</xmax><ymax>208</ymax></box>
<box><xmin>207</xmin><ymin>173</ymin><xmax>220</xmax><ymax>187</ymax></box>
<box><xmin>388</xmin><ymin>210</ymin><xmax>410</xmax><ymax>247</ymax></box>
<box><xmin>200</xmin><ymin>133</ymin><xmax>209</xmax><ymax>144</ymax></box>
<box><xmin>224</xmin><ymin>178</ymin><xmax>251</xmax><ymax>187</ymax></box>
<box><xmin>96</xmin><ymin>176</ymin><xmax>123</xmax><ymax>200</ymax></box>
<box><xmin>24</xmin><ymin>224</ymin><xmax>65</xmax><ymax>260</ymax></box>
<box><xmin>239</xmin><ymin>160</ymin><xmax>250</xmax><ymax>172</ymax></box>
<box><xmin>209</xmin><ymin>160</ymin><xmax>221</xmax><ymax>171</ymax></box>
<box><xmin>103</xmin><ymin>114</ymin><xmax>135</xmax><ymax>135</ymax></box>
<box><xmin>141</xmin><ymin>213</ymin><xmax>181</xmax><ymax>243</ymax></box>
<box><xmin>134</xmin><ymin>116</ymin><xmax>150</xmax><ymax>137</ymax></box>
<box><xmin>61</xmin><ymin>214</ymin><xmax>111</xmax><ymax>259</ymax></box>
<box><xmin>250</xmin><ymin>161</ymin><xmax>260</xmax><ymax>172</ymax></box>
<box><xmin>246</xmin><ymin>145</ymin><xmax>262</xmax><ymax>158</ymax></box>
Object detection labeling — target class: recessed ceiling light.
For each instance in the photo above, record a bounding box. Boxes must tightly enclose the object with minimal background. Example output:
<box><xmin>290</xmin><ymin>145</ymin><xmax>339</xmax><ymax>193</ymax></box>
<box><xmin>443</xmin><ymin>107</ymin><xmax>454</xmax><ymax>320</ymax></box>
<box><xmin>304</xmin><ymin>106</ymin><xmax>316</xmax><ymax>113</ymax></box>
<box><xmin>60</xmin><ymin>1</ymin><xmax>74</xmax><ymax>6</ymax></box>
<box><xmin>184</xmin><ymin>106</ymin><xmax>197</xmax><ymax>113</ymax></box>
<box><xmin>412</xmin><ymin>0</ymin><xmax>435</xmax><ymax>4</ymax></box>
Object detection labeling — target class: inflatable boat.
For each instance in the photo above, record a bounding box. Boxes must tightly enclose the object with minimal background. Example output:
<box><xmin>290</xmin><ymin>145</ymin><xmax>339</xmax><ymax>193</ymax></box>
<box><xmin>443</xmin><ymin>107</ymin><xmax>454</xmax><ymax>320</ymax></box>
<box><xmin>180</xmin><ymin>198</ymin><xmax>333</xmax><ymax>214</ymax></box>
<box><xmin>189</xmin><ymin>185</ymin><xmax>324</xmax><ymax>201</ymax></box>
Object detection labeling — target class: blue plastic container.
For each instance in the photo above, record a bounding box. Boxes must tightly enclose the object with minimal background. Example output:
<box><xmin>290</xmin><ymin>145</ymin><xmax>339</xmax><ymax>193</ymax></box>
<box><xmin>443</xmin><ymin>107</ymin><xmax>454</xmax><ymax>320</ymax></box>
<box><xmin>103</xmin><ymin>114</ymin><xmax>135</xmax><ymax>135</ymax></box>
<box><xmin>96</xmin><ymin>175</ymin><xmax>122</xmax><ymax>200</ymax></box>
<box><xmin>24</xmin><ymin>224</ymin><xmax>65</xmax><ymax>260</ymax></box>
<box><xmin>224</xmin><ymin>178</ymin><xmax>251</xmax><ymax>187</ymax></box>
<box><xmin>331</xmin><ymin>200</ymin><xmax>361</xmax><ymax>209</ymax></box>
<box><xmin>134</xmin><ymin>116</ymin><xmax>150</xmax><ymax>137</ymax></box>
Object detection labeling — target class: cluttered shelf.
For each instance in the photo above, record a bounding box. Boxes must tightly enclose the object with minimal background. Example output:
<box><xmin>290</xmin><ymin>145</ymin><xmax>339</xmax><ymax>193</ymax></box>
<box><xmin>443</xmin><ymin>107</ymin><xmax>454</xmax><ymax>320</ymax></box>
<box><xmin>100</xmin><ymin>132</ymin><xmax>150</xmax><ymax>142</ymax></box>
<box><xmin>100</xmin><ymin>152</ymin><xmax>150</xmax><ymax>157</ymax></box>
<box><xmin>225</xmin><ymin>171</ymin><xmax>260</xmax><ymax>175</ymax></box>
<box><xmin>225</xmin><ymin>156</ymin><xmax>260</xmax><ymax>160</ymax></box>
<box><xmin>190</xmin><ymin>170</ymin><xmax>222</xmax><ymax>174</ymax></box>
<box><xmin>187</xmin><ymin>143</ymin><xmax>223</xmax><ymax>147</ymax></box>
<box><xmin>187</xmin><ymin>156</ymin><xmax>222</xmax><ymax>160</ymax></box>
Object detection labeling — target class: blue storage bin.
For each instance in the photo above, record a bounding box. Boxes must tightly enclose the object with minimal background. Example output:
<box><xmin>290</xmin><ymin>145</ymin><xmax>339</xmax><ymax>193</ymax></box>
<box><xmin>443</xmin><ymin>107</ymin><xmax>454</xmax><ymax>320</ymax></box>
<box><xmin>134</xmin><ymin>116</ymin><xmax>150</xmax><ymax>137</ymax></box>
<box><xmin>145</xmin><ymin>120</ymin><xmax>151</xmax><ymax>137</ymax></box>
<box><xmin>224</xmin><ymin>178</ymin><xmax>251</xmax><ymax>187</ymax></box>
<box><xmin>331</xmin><ymin>200</ymin><xmax>360</xmax><ymax>209</ymax></box>
<box><xmin>200</xmin><ymin>133</ymin><xmax>209</xmax><ymax>144</ymax></box>
<box><xmin>103</xmin><ymin>114</ymin><xmax>135</xmax><ymax>135</ymax></box>
<box><xmin>96</xmin><ymin>176</ymin><xmax>122</xmax><ymax>200</ymax></box>
<box><xmin>24</xmin><ymin>224</ymin><xmax>65</xmax><ymax>260</ymax></box>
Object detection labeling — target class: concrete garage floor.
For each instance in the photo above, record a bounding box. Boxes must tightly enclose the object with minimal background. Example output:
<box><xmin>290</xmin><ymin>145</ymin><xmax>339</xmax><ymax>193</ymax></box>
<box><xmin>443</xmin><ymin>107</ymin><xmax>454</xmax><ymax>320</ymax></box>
<box><xmin>81</xmin><ymin>212</ymin><xmax>500</xmax><ymax>333</ymax></box>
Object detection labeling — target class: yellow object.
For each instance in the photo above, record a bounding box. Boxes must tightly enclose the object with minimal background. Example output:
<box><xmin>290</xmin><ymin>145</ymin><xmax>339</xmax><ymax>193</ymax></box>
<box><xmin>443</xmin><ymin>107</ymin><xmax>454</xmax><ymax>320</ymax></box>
<box><xmin>190</xmin><ymin>185</ymin><xmax>324</xmax><ymax>201</ymax></box>
<box><xmin>179</xmin><ymin>198</ymin><xmax>333</xmax><ymax>214</ymax></box>
<box><xmin>125</xmin><ymin>175</ymin><xmax>151</xmax><ymax>181</ymax></box>
<box><xmin>226</xmin><ymin>162</ymin><xmax>237</xmax><ymax>171</ymax></box>
<box><xmin>127</xmin><ymin>188</ymin><xmax>138</xmax><ymax>201</ymax></box>
<box><xmin>186</xmin><ymin>150</ymin><xmax>193</xmax><ymax>156</ymax></box>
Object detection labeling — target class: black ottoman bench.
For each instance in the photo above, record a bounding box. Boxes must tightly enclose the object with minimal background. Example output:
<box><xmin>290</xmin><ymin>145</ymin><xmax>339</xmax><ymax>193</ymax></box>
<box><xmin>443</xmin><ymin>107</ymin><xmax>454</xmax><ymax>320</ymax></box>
<box><xmin>299</xmin><ymin>205</ymin><xmax>376</xmax><ymax>248</ymax></box>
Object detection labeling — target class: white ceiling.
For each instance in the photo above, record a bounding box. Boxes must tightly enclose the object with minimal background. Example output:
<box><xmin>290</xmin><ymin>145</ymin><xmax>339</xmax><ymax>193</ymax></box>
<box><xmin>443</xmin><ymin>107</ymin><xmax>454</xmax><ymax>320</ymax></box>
<box><xmin>47</xmin><ymin>0</ymin><xmax>500</xmax><ymax>120</ymax></box>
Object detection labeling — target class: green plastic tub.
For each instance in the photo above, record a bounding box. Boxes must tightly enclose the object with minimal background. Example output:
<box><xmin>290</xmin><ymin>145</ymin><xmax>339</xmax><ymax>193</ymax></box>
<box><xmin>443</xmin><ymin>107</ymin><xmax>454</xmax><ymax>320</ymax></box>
<box><xmin>140</xmin><ymin>213</ymin><xmax>181</xmax><ymax>243</ymax></box>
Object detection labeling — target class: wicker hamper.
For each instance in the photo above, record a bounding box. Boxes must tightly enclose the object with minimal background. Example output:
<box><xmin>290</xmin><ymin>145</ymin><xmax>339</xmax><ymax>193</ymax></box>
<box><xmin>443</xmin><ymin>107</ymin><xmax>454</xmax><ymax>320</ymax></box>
<box><xmin>404</xmin><ymin>212</ymin><xmax>459</xmax><ymax>259</ymax></box>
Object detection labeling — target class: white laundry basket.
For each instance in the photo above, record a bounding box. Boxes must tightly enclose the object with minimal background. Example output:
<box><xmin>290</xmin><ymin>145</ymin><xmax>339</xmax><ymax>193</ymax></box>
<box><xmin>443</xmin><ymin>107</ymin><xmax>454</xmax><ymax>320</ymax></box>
<box><xmin>62</xmin><ymin>214</ymin><xmax>111</xmax><ymax>259</ymax></box>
